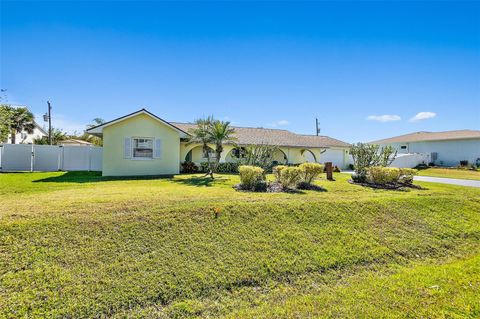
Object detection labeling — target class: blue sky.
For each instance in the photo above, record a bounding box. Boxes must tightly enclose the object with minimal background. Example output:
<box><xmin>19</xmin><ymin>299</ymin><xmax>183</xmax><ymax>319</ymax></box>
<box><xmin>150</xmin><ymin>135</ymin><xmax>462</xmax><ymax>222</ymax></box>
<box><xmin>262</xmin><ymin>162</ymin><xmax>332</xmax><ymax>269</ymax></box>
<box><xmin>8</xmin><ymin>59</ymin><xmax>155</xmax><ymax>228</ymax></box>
<box><xmin>1</xmin><ymin>1</ymin><xmax>479</xmax><ymax>142</ymax></box>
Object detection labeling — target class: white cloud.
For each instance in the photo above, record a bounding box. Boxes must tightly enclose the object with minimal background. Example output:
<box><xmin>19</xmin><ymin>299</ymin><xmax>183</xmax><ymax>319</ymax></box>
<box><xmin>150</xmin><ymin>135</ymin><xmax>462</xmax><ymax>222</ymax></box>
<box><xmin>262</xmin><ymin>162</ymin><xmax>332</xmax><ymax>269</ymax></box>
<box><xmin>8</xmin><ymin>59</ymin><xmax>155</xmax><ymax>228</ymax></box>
<box><xmin>269</xmin><ymin>120</ymin><xmax>290</xmax><ymax>127</ymax></box>
<box><xmin>409</xmin><ymin>112</ymin><xmax>436</xmax><ymax>122</ymax></box>
<box><xmin>366</xmin><ymin>114</ymin><xmax>401</xmax><ymax>122</ymax></box>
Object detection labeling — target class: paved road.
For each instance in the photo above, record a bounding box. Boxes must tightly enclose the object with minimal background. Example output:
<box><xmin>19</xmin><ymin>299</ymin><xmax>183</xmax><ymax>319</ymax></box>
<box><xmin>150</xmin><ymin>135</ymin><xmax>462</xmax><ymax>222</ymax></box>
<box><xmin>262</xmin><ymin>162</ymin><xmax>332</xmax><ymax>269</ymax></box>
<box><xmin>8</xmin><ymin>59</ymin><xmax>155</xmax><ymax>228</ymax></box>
<box><xmin>341</xmin><ymin>171</ymin><xmax>480</xmax><ymax>188</ymax></box>
<box><xmin>413</xmin><ymin>176</ymin><xmax>480</xmax><ymax>188</ymax></box>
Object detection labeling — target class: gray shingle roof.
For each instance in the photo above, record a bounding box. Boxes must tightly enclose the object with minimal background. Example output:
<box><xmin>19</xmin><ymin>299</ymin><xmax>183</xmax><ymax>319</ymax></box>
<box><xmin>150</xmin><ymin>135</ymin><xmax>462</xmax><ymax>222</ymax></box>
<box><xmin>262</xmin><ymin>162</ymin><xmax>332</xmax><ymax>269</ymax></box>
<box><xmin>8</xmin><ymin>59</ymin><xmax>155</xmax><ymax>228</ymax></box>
<box><xmin>172</xmin><ymin>122</ymin><xmax>350</xmax><ymax>148</ymax></box>
<box><xmin>370</xmin><ymin>130</ymin><xmax>480</xmax><ymax>144</ymax></box>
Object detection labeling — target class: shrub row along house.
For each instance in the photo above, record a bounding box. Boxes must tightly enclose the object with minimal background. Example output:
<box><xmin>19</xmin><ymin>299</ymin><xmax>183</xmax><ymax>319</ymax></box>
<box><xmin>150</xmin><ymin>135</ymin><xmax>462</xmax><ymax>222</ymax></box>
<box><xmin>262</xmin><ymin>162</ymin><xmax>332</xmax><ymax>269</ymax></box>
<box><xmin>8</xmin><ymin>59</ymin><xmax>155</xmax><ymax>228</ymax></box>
<box><xmin>86</xmin><ymin>109</ymin><xmax>352</xmax><ymax>176</ymax></box>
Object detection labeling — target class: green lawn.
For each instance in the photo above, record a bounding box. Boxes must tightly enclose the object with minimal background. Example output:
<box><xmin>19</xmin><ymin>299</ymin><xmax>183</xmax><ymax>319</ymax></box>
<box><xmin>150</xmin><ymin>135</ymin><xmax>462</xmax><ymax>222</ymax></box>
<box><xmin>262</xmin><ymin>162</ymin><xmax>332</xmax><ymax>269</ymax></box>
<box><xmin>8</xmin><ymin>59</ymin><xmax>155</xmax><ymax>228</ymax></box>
<box><xmin>1</xmin><ymin>172</ymin><xmax>479</xmax><ymax>318</ymax></box>
<box><xmin>417</xmin><ymin>167</ymin><xmax>480</xmax><ymax>180</ymax></box>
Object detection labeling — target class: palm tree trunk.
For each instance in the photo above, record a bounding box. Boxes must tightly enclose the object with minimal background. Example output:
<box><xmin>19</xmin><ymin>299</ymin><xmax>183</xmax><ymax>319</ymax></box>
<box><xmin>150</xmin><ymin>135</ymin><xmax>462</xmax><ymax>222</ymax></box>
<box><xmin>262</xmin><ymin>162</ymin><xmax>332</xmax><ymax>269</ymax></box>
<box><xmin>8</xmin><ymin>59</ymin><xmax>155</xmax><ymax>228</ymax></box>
<box><xmin>10</xmin><ymin>130</ymin><xmax>16</xmax><ymax>144</ymax></box>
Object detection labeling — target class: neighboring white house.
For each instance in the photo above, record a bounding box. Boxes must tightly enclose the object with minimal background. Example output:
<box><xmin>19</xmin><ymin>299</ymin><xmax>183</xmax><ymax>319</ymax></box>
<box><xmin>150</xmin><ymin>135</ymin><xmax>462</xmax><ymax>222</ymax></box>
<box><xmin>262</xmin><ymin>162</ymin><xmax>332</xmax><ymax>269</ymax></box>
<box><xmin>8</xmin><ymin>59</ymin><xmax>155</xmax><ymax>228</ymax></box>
<box><xmin>371</xmin><ymin>130</ymin><xmax>480</xmax><ymax>167</ymax></box>
<box><xmin>6</xmin><ymin>121</ymin><xmax>48</xmax><ymax>144</ymax></box>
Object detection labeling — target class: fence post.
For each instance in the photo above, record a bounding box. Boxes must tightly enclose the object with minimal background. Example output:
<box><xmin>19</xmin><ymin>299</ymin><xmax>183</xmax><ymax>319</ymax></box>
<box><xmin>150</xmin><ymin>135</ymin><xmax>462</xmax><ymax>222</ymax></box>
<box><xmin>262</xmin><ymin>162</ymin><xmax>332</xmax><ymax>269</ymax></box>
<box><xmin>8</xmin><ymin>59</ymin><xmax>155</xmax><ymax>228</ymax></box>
<box><xmin>0</xmin><ymin>145</ymin><xmax>3</xmax><ymax>171</ymax></box>
<box><xmin>30</xmin><ymin>144</ymin><xmax>34</xmax><ymax>172</ymax></box>
<box><xmin>57</xmin><ymin>145</ymin><xmax>62</xmax><ymax>171</ymax></box>
<box><xmin>88</xmin><ymin>146</ymin><xmax>91</xmax><ymax>172</ymax></box>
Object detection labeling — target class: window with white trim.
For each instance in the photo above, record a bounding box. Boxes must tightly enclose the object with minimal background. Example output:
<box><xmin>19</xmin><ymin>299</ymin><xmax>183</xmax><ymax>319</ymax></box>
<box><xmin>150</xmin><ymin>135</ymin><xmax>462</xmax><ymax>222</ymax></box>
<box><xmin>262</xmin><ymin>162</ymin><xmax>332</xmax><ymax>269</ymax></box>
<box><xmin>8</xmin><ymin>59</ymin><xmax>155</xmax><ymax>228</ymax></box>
<box><xmin>133</xmin><ymin>138</ymin><xmax>153</xmax><ymax>158</ymax></box>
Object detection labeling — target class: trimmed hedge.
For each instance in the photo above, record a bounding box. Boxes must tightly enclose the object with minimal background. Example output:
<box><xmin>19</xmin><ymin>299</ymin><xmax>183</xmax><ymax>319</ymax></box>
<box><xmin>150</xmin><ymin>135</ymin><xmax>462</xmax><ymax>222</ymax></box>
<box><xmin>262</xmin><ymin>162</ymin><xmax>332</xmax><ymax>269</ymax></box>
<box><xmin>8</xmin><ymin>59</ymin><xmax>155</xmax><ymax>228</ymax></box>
<box><xmin>299</xmin><ymin>163</ymin><xmax>324</xmax><ymax>185</ymax></box>
<box><xmin>366</xmin><ymin>167</ymin><xmax>418</xmax><ymax>185</ymax></box>
<box><xmin>238</xmin><ymin>165</ymin><xmax>264</xmax><ymax>190</ymax></box>
<box><xmin>199</xmin><ymin>162</ymin><xmax>240</xmax><ymax>174</ymax></box>
<box><xmin>277</xmin><ymin>166</ymin><xmax>302</xmax><ymax>189</ymax></box>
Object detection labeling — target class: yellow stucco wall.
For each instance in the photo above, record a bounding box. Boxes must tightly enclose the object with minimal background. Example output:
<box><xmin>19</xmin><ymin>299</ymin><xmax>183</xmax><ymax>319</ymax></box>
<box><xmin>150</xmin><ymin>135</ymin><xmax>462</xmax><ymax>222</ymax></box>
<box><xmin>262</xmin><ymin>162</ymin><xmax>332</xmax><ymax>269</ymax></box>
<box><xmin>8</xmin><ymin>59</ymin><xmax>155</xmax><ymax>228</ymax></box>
<box><xmin>180</xmin><ymin>144</ymin><xmax>349</xmax><ymax>168</ymax></box>
<box><xmin>102</xmin><ymin>114</ymin><xmax>181</xmax><ymax>176</ymax></box>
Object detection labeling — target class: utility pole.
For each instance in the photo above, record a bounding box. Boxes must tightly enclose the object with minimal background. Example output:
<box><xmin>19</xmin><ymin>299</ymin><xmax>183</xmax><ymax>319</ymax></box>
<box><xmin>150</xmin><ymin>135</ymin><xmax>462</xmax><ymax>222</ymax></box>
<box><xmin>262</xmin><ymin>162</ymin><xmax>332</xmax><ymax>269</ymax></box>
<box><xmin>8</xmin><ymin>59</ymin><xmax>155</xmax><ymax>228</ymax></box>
<box><xmin>44</xmin><ymin>101</ymin><xmax>52</xmax><ymax>145</ymax></box>
<box><xmin>315</xmin><ymin>118</ymin><xmax>320</xmax><ymax>136</ymax></box>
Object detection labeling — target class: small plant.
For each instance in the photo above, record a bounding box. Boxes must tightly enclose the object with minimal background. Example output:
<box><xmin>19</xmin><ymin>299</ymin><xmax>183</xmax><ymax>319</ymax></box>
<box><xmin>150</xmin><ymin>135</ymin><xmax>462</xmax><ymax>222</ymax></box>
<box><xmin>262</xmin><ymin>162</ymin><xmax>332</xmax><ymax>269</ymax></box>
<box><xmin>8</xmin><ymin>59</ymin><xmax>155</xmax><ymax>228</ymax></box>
<box><xmin>459</xmin><ymin>160</ymin><xmax>469</xmax><ymax>167</ymax></box>
<box><xmin>399</xmin><ymin>168</ymin><xmax>417</xmax><ymax>184</ymax></box>
<box><xmin>333</xmin><ymin>165</ymin><xmax>341</xmax><ymax>173</ymax></box>
<box><xmin>348</xmin><ymin>163</ymin><xmax>354</xmax><ymax>170</ymax></box>
<box><xmin>277</xmin><ymin>166</ymin><xmax>302</xmax><ymax>189</ymax></box>
<box><xmin>238</xmin><ymin>165</ymin><xmax>264</xmax><ymax>191</ymax></box>
<box><xmin>181</xmin><ymin>161</ymin><xmax>199</xmax><ymax>173</ymax></box>
<box><xmin>299</xmin><ymin>163</ymin><xmax>324</xmax><ymax>185</ymax></box>
<box><xmin>213</xmin><ymin>207</ymin><xmax>221</xmax><ymax>219</ymax></box>
<box><xmin>273</xmin><ymin>165</ymin><xmax>287</xmax><ymax>181</ymax></box>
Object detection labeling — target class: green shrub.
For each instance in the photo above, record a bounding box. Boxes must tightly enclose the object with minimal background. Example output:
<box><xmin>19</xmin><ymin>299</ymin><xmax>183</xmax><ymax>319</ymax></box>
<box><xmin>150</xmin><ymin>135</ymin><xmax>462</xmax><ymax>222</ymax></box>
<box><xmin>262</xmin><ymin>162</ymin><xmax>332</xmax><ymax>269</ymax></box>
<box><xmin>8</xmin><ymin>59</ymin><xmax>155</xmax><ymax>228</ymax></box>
<box><xmin>199</xmin><ymin>162</ymin><xmax>210</xmax><ymax>173</ymax></box>
<box><xmin>278</xmin><ymin>167</ymin><xmax>302</xmax><ymax>189</ymax></box>
<box><xmin>399</xmin><ymin>168</ymin><xmax>417</xmax><ymax>184</ymax></box>
<box><xmin>273</xmin><ymin>165</ymin><xmax>288</xmax><ymax>181</ymax></box>
<box><xmin>299</xmin><ymin>163</ymin><xmax>324</xmax><ymax>185</ymax></box>
<box><xmin>181</xmin><ymin>161</ymin><xmax>199</xmax><ymax>173</ymax></box>
<box><xmin>366</xmin><ymin>167</ymin><xmax>400</xmax><ymax>185</ymax></box>
<box><xmin>199</xmin><ymin>162</ymin><xmax>240</xmax><ymax>174</ymax></box>
<box><xmin>217</xmin><ymin>162</ymin><xmax>239</xmax><ymax>173</ymax></box>
<box><xmin>238</xmin><ymin>165</ymin><xmax>264</xmax><ymax>190</ymax></box>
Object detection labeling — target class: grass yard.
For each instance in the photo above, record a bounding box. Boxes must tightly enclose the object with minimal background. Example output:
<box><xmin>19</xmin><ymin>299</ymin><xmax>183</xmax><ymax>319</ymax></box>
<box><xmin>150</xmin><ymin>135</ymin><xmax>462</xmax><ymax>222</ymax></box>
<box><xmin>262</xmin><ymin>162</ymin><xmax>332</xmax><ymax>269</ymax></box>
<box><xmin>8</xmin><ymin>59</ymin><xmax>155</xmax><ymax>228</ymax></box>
<box><xmin>1</xmin><ymin>171</ymin><xmax>479</xmax><ymax>318</ymax></box>
<box><xmin>417</xmin><ymin>167</ymin><xmax>480</xmax><ymax>180</ymax></box>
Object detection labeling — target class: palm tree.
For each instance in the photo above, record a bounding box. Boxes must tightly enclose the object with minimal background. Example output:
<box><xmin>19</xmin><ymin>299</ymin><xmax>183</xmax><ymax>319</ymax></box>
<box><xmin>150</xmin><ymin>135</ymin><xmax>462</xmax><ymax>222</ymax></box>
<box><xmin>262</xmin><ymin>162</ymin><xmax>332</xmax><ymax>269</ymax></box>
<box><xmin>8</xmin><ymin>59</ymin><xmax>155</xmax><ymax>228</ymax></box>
<box><xmin>82</xmin><ymin>118</ymin><xmax>105</xmax><ymax>146</ymax></box>
<box><xmin>9</xmin><ymin>107</ymin><xmax>35</xmax><ymax>144</ymax></box>
<box><xmin>187</xmin><ymin>117</ymin><xmax>214</xmax><ymax>177</ymax></box>
<box><xmin>33</xmin><ymin>128</ymin><xmax>67</xmax><ymax>145</ymax></box>
<box><xmin>207</xmin><ymin>119</ymin><xmax>237</xmax><ymax>178</ymax></box>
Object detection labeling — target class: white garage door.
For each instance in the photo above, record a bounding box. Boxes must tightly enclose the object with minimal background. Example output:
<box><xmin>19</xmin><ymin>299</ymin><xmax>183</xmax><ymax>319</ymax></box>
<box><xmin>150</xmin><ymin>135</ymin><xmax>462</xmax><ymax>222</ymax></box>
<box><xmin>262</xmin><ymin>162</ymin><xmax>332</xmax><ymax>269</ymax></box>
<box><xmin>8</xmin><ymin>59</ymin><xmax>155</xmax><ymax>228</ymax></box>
<box><xmin>320</xmin><ymin>149</ymin><xmax>345</xmax><ymax>168</ymax></box>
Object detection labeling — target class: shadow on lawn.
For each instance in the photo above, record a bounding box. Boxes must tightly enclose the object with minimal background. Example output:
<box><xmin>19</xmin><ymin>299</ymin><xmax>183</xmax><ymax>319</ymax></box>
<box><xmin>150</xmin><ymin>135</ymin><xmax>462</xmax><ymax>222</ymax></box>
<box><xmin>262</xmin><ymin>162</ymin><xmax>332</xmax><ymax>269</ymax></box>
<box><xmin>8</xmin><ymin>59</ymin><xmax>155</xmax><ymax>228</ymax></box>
<box><xmin>33</xmin><ymin>171</ymin><xmax>174</xmax><ymax>183</ymax></box>
<box><xmin>171</xmin><ymin>175</ymin><xmax>231</xmax><ymax>187</ymax></box>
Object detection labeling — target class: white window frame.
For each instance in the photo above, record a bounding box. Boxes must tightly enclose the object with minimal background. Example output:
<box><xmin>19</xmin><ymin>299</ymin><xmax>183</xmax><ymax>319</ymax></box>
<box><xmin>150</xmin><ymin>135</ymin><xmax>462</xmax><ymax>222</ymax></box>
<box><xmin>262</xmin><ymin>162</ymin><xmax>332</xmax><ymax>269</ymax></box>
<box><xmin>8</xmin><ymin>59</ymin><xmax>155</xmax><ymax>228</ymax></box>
<box><xmin>131</xmin><ymin>137</ymin><xmax>154</xmax><ymax>160</ymax></box>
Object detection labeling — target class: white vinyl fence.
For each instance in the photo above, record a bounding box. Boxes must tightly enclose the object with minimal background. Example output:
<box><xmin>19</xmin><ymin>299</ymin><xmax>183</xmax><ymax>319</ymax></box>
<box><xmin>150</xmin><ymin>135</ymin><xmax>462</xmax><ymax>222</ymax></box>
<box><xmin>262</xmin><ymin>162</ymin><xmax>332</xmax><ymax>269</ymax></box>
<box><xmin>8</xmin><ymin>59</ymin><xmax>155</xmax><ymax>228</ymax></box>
<box><xmin>389</xmin><ymin>153</ymin><xmax>431</xmax><ymax>168</ymax></box>
<box><xmin>0</xmin><ymin>144</ymin><xmax>102</xmax><ymax>172</ymax></box>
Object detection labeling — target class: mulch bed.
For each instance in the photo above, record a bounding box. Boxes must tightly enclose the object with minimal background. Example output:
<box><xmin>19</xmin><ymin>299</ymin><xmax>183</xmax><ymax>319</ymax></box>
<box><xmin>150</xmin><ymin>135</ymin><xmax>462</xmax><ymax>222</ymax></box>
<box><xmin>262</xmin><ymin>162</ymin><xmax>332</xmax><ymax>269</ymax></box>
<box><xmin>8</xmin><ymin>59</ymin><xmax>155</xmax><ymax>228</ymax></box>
<box><xmin>348</xmin><ymin>180</ymin><xmax>426</xmax><ymax>191</ymax></box>
<box><xmin>233</xmin><ymin>182</ymin><xmax>326</xmax><ymax>193</ymax></box>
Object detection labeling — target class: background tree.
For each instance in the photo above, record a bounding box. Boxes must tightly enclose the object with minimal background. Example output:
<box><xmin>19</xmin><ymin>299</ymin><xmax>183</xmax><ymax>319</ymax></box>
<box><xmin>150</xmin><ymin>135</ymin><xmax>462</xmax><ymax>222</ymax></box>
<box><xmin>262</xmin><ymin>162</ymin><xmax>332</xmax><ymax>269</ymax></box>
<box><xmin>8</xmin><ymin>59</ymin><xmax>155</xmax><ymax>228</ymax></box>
<box><xmin>207</xmin><ymin>119</ymin><xmax>236</xmax><ymax>178</ymax></box>
<box><xmin>350</xmin><ymin>143</ymin><xmax>397</xmax><ymax>181</ymax></box>
<box><xmin>0</xmin><ymin>104</ymin><xmax>14</xmax><ymax>143</ymax></box>
<box><xmin>8</xmin><ymin>107</ymin><xmax>35</xmax><ymax>144</ymax></box>
<box><xmin>238</xmin><ymin>143</ymin><xmax>280</xmax><ymax>173</ymax></box>
<box><xmin>79</xmin><ymin>118</ymin><xmax>105</xmax><ymax>146</ymax></box>
<box><xmin>33</xmin><ymin>128</ymin><xmax>67</xmax><ymax>145</ymax></box>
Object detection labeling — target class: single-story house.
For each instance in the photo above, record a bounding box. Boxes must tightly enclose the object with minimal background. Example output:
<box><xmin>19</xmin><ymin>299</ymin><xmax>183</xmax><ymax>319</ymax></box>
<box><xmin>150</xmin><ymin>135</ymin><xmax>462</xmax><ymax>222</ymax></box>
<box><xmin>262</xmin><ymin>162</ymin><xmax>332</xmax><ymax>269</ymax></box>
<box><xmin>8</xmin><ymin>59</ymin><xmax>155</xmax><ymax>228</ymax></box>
<box><xmin>6</xmin><ymin>121</ymin><xmax>48</xmax><ymax>144</ymax></box>
<box><xmin>60</xmin><ymin>139</ymin><xmax>93</xmax><ymax>146</ymax></box>
<box><xmin>370</xmin><ymin>130</ymin><xmax>480</xmax><ymax>167</ymax></box>
<box><xmin>87</xmin><ymin>109</ymin><xmax>352</xmax><ymax>176</ymax></box>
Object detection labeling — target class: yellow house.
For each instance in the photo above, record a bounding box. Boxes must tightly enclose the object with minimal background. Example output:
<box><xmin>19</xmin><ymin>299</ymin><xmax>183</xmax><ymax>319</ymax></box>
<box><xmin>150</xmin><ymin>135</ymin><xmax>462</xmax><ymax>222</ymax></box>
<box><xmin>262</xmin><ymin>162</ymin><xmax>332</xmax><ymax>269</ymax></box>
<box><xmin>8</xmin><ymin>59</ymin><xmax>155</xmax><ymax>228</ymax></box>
<box><xmin>87</xmin><ymin>109</ymin><xmax>352</xmax><ymax>176</ymax></box>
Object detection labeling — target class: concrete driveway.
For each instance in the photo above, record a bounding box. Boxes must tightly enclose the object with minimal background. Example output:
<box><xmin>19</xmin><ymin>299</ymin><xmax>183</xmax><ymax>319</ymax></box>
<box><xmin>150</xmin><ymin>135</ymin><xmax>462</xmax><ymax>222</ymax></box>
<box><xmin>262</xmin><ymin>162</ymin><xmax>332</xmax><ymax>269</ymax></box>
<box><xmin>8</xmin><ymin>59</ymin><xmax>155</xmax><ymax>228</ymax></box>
<box><xmin>341</xmin><ymin>171</ymin><xmax>480</xmax><ymax>188</ymax></box>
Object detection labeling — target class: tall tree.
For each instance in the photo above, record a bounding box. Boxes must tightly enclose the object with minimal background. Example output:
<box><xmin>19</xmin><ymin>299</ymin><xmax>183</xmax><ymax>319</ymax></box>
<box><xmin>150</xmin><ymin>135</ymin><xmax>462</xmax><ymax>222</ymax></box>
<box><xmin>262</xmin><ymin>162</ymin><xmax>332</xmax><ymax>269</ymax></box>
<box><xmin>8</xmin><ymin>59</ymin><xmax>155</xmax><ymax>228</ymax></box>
<box><xmin>8</xmin><ymin>107</ymin><xmax>35</xmax><ymax>144</ymax></box>
<box><xmin>0</xmin><ymin>104</ymin><xmax>14</xmax><ymax>143</ymax></box>
<box><xmin>207</xmin><ymin>119</ymin><xmax>236</xmax><ymax>178</ymax></box>
<box><xmin>187</xmin><ymin>117</ymin><xmax>215</xmax><ymax>177</ymax></box>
